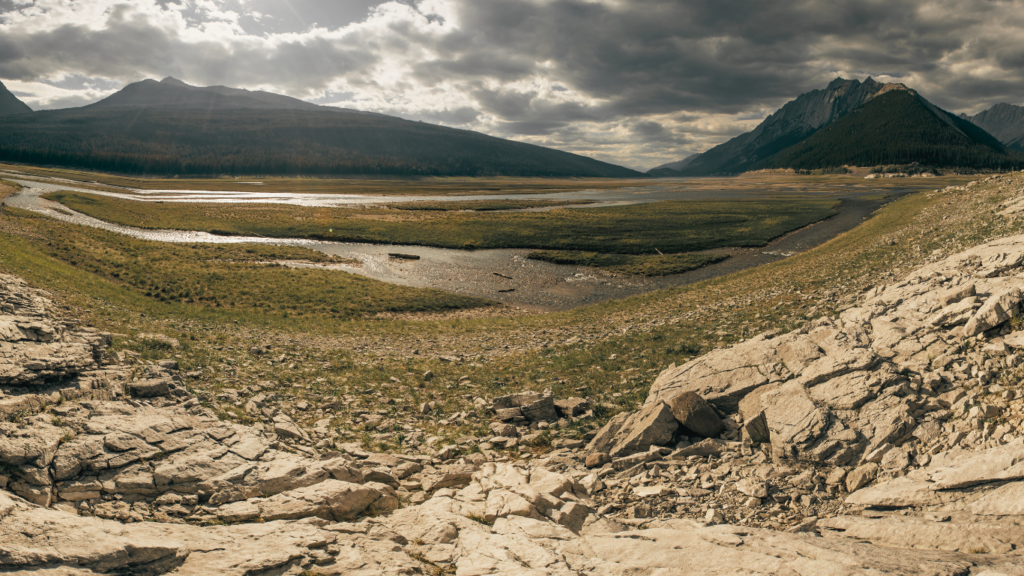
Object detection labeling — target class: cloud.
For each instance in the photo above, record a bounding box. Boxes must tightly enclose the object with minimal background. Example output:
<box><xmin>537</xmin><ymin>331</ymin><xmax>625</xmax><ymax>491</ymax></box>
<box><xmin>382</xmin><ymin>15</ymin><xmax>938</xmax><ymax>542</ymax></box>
<box><xmin>3</xmin><ymin>0</ymin><xmax>1024</xmax><ymax>169</ymax></box>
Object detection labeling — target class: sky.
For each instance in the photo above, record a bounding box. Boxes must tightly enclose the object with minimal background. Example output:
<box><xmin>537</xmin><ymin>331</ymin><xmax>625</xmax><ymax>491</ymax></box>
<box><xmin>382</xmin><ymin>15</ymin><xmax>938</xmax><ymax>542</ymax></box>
<box><xmin>3</xmin><ymin>1</ymin><xmax>1024</xmax><ymax>171</ymax></box>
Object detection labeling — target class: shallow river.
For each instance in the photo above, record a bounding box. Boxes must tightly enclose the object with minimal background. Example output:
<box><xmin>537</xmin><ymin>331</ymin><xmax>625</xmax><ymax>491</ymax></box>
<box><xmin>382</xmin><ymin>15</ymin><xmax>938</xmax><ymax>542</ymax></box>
<box><xmin>3</xmin><ymin>177</ymin><xmax>909</xmax><ymax>311</ymax></box>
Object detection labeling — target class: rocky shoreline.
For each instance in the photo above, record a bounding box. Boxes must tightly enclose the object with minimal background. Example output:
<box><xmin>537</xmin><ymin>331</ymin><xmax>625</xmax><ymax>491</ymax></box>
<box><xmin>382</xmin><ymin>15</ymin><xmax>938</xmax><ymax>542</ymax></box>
<box><xmin>5</xmin><ymin>179</ymin><xmax>1024</xmax><ymax>573</ymax></box>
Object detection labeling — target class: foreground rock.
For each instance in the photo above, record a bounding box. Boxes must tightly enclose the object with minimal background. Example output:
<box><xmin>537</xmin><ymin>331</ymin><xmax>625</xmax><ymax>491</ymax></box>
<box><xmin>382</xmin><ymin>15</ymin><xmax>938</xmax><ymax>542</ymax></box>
<box><xmin>594</xmin><ymin>228</ymin><xmax>1024</xmax><ymax>477</ymax></box>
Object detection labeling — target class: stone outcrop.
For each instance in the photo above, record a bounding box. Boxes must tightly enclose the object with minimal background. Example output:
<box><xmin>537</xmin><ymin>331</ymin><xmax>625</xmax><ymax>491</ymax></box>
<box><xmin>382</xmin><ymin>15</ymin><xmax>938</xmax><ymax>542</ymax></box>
<box><xmin>594</xmin><ymin>234</ymin><xmax>1024</xmax><ymax>472</ymax></box>
<box><xmin>0</xmin><ymin>274</ymin><xmax>111</xmax><ymax>393</ymax></box>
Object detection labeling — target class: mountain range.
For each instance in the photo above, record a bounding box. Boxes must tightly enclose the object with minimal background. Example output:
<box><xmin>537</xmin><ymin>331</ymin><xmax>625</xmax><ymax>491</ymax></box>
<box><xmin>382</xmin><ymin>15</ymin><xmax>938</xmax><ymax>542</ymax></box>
<box><xmin>4</xmin><ymin>75</ymin><xmax>1024</xmax><ymax>177</ymax></box>
<box><xmin>0</xmin><ymin>77</ymin><xmax>641</xmax><ymax>178</ymax></box>
<box><xmin>962</xmin><ymin>103</ymin><xmax>1024</xmax><ymax>151</ymax></box>
<box><xmin>651</xmin><ymin>80</ymin><xmax>1024</xmax><ymax>175</ymax></box>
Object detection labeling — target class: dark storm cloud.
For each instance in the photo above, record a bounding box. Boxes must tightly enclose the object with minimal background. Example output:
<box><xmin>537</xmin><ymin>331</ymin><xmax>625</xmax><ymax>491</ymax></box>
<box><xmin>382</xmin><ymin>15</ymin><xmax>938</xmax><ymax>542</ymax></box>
<box><xmin>5</xmin><ymin>0</ymin><xmax>1024</xmax><ymax>168</ymax></box>
<box><xmin>0</xmin><ymin>3</ymin><xmax>379</xmax><ymax>94</ymax></box>
<box><xmin>409</xmin><ymin>0</ymin><xmax>1024</xmax><ymax>151</ymax></box>
<box><xmin>422</xmin><ymin>0</ymin><xmax>922</xmax><ymax>115</ymax></box>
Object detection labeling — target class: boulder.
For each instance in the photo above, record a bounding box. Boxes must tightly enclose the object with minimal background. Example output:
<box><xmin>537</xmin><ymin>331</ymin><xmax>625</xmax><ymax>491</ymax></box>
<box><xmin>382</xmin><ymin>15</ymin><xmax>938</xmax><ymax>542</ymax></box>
<box><xmin>964</xmin><ymin>288</ymin><xmax>1022</xmax><ymax>336</ymax></box>
<box><xmin>256</xmin><ymin>456</ymin><xmax>328</xmax><ymax>495</ymax></box>
<box><xmin>586</xmin><ymin>402</ymin><xmax>678</xmax><ymax>458</ymax></box>
<box><xmin>492</xmin><ymin>392</ymin><xmax>540</xmax><ymax>411</ymax></box>
<box><xmin>664</xmin><ymin>392</ymin><xmax>723</xmax><ymax>438</ymax></box>
<box><xmin>1004</xmin><ymin>330</ymin><xmax>1024</xmax><ymax>349</ymax></box>
<box><xmin>585</xmin><ymin>412</ymin><xmax>630</xmax><ymax>455</ymax></box>
<box><xmin>489</xmin><ymin>422</ymin><xmax>518</xmax><ymax>437</ymax></box>
<box><xmin>846</xmin><ymin>463</ymin><xmax>878</xmax><ymax>492</ymax></box>
<box><xmin>492</xmin><ymin>391</ymin><xmax>562</xmax><ymax>422</ymax></box>
<box><xmin>967</xmin><ymin>481</ymin><xmax>1024</xmax><ymax>515</ymax></box>
<box><xmin>554</xmin><ymin>397</ymin><xmax>590</xmax><ymax>418</ymax></box>
<box><xmin>272</xmin><ymin>414</ymin><xmax>310</xmax><ymax>443</ymax></box>
<box><xmin>647</xmin><ymin>330</ymin><xmax>837</xmax><ymax>411</ymax></box>
<box><xmin>520</xmin><ymin>395</ymin><xmax>559</xmax><ymax>423</ymax></box>
<box><xmin>128</xmin><ymin>376</ymin><xmax>172</xmax><ymax>398</ymax></box>
<box><xmin>216</xmin><ymin>499</ymin><xmax>261</xmax><ymax>522</ymax></box>
<box><xmin>926</xmin><ymin>297</ymin><xmax>979</xmax><ymax>327</ymax></box>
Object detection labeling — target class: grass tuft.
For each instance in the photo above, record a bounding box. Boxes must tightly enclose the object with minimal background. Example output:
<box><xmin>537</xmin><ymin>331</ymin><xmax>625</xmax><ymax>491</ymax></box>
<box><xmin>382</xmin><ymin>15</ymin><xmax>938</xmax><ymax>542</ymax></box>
<box><xmin>527</xmin><ymin>250</ymin><xmax>728</xmax><ymax>276</ymax></box>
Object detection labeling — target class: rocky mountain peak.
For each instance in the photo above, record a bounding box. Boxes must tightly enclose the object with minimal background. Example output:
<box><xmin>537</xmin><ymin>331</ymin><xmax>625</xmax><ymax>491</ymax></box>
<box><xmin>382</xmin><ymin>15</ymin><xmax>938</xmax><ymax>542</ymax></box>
<box><xmin>874</xmin><ymin>81</ymin><xmax>914</xmax><ymax>97</ymax></box>
<box><xmin>826</xmin><ymin>77</ymin><xmax>857</xmax><ymax>90</ymax></box>
<box><xmin>678</xmin><ymin>77</ymin><xmax>893</xmax><ymax>175</ymax></box>
<box><xmin>964</xmin><ymin>102</ymin><xmax>1024</xmax><ymax>149</ymax></box>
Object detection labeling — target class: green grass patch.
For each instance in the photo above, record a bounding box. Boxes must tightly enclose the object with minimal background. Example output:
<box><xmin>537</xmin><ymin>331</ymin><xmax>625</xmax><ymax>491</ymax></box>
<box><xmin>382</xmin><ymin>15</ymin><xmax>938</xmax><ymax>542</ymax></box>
<box><xmin>387</xmin><ymin>199</ymin><xmax>592</xmax><ymax>211</ymax></box>
<box><xmin>0</xmin><ymin>163</ymin><xmax>647</xmax><ymax>195</ymax></box>
<box><xmin>527</xmin><ymin>250</ymin><xmax>729</xmax><ymax>276</ymax></box>
<box><xmin>0</xmin><ymin>207</ymin><xmax>490</xmax><ymax>326</ymax></box>
<box><xmin>46</xmin><ymin>192</ymin><xmax>839</xmax><ymax>254</ymax></box>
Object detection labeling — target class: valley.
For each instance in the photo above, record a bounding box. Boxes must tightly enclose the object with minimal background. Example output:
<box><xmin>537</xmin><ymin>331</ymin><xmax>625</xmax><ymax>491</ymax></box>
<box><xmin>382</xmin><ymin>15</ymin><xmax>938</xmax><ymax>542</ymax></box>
<box><xmin>3</xmin><ymin>169</ymin><xmax>973</xmax><ymax>311</ymax></box>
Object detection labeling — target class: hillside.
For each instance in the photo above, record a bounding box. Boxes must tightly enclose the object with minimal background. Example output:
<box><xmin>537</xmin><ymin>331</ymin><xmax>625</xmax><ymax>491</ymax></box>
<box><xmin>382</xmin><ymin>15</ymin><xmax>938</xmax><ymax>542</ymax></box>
<box><xmin>679</xmin><ymin>78</ymin><xmax>896</xmax><ymax>175</ymax></box>
<box><xmin>5</xmin><ymin>172</ymin><xmax>1024</xmax><ymax>574</ymax></box>
<box><xmin>759</xmin><ymin>90</ymin><xmax>1024</xmax><ymax>170</ymax></box>
<box><xmin>0</xmin><ymin>80</ymin><xmax>31</xmax><ymax>115</ymax></box>
<box><xmin>963</xmin><ymin>102</ymin><xmax>1024</xmax><ymax>151</ymax></box>
<box><xmin>0</xmin><ymin>78</ymin><xmax>641</xmax><ymax>177</ymax></box>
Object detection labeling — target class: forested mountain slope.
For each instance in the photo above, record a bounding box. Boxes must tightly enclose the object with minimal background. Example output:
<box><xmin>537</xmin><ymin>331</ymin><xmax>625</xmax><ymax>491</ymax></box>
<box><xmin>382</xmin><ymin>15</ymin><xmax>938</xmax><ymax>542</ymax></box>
<box><xmin>759</xmin><ymin>90</ymin><xmax>1024</xmax><ymax>170</ymax></box>
<box><xmin>0</xmin><ymin>78</ymin><xmax>641</xmax><ymax>177</ymax></box>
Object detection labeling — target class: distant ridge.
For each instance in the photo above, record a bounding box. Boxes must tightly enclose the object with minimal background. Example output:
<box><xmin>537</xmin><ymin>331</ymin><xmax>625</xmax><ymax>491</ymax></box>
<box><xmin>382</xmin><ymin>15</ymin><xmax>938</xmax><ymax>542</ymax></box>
<box><xmin>758</xmin><ymin>89</ymin><xmax>1024</xmax><ymax>171</ymax></box>
<box><xmin>84</xmin><ymin>77</ymin><xmax>331</xmax><ymax>112</ymax></box>
<box><xmin>647</xmin><ymin>154</ymin><xmax>700</xmax><ymax>177</ymax></box>
<box><xmin>679</xmin><ymin>78</ymin><xmax>898</xmax><ymax>175</ymax></box>
<box><xmin>0</xmin><ymin>80</ymin><xmax>31</xmax><ymax>116</ymax></box>
<box><xmin>0</xmin><ymin>78</ymin><xmax>642</xmax><ymax>178</ymax></box>
<box><xmin>963</xmin><ymin>103</ymin><xmax>1024</xmax><ymax>151</ymax></box>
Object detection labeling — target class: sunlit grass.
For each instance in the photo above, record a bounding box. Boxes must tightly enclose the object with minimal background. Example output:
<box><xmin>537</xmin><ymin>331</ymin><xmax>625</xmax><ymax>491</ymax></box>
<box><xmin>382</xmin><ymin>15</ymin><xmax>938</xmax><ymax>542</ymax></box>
<box><xmin>48</xmin><ymin>192</ymin><xmax>838</xmax><ymax>254</ymax></box>
<box><xmin>0</xmin><ymin>206</ymin><xmax>491</xmax><ymax>326</ymax></box>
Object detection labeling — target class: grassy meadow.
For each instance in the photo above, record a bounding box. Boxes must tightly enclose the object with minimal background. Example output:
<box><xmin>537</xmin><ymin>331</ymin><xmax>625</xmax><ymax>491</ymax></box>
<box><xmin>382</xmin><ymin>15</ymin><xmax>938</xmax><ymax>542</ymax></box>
<box><xmin>0</xmin><ymin>207</ymin><xmax>491</xmax><ymax>325</ymax></box>
<box><xmin>46</xmin><ymin>191</ymin><xmax>838</xmax><ymax>255</ymax></box>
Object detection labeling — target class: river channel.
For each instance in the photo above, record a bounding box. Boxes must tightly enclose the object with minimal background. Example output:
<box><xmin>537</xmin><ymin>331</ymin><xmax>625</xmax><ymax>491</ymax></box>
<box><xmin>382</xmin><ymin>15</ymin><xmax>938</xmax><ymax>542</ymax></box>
<box><xmin>2</xmin><ymin>176</ymin><xmax>909</xmax><ymax>311</ymax></box>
